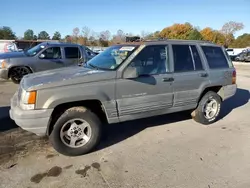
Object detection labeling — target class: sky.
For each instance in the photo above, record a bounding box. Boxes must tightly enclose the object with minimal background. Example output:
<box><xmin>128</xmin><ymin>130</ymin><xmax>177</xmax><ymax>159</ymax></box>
<box><xmin>0</xmin><ymin>0</ymin><xmax>249</xmax><ymax>38</ymax></box>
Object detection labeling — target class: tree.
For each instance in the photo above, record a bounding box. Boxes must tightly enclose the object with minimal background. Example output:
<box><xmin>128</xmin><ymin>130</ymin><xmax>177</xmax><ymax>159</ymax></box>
<box><xmin>221</xmin><ymin>21</ymin><xmax>244</xmax><ymax>47</ymax></box>
<box><xmin>200</xmin><ymin>27</ymin><xmax>217</xmax><ymax>42</ymax></box>
<box><xmin>52</xmin><ymin>31</ymin><xmax>61</xmax><ymax>40</ymax></box>
<box><xmin>160</xmin><ymin>23</ymin><xmax>193</xmax><ymax>39</ymax></box>
<box><xmin>0</xmin><ymin>26</ymin><xmax>16</xmax><ymax>39</ymax></box>
<box><xmin>231</xmin><ymin>33</ymin><xmax>250</xmax><ymax>48</ymax></box>
<box><xmin>38</xmin><ymin>31</ymin><xmax>50</xmax><ymax>40</ymax></box>
<box><xmin>23</xmin><ymin>29</ymin><xmax>34</xmax><ymax>40</ymax></box>
<box><xmin>82</xmin><ymin>26</ymin><xmax>91</xmax><ymax>39</ymax></box>
<box><xmin>65</xmin><ymin>35</ymin><xmax>72</xmax><ymax>43</ymax></box>
<box><xmin>72</xmin><ymin>27</ymin><xmax>80</xmax><ymax>43</ymax></box>
<box><xmin>33</xmin><ymin>35</ymin><xmax>37</xmax><ymax>40</ymax></box>
<box><xmin>188</xmin><ymin>29</ymin><xmax>203</xmax><ymax>40</ymax></box>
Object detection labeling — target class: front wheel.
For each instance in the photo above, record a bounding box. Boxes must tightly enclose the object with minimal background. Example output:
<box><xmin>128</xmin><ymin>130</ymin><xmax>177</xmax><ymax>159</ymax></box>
<box><xmin>9</xmin><ymin>66</ymin><xmax>31</xmax><ymax>84</ymax></box>
<box><xmin>49</xmin><ymin>106</ymin><xmax>102</xmax><ymax>156</ymax></box>
<box><xmin>191</xmin><ymin>91</ymin><xmax>222</xmax><ymax>125</ymax></box>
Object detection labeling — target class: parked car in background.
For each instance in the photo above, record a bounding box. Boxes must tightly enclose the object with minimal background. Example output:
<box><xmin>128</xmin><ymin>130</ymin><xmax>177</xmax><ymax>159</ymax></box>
<box><xmin>10</xmin><ymin>39</ymin><xmax>237</xmax><ymax>156</ymax></box>
<box><xmin>0</xmin><ymin>42</ymin><xmax>97</xmax><ymax>83</ymax></box>
<box><xmin>235</xmin><ymin>51</ymin><xmax>250</xmax><ymax>62</ymax></box>
<box><xmin>0</xmin><ymin>40</ymin><xmax>21</xmax><ymax>53</ymax></box>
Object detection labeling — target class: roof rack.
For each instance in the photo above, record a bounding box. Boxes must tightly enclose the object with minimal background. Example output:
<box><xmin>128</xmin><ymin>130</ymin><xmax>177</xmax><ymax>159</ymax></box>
<box><xmin>142</xmin><ymin>37</ymin><xmax>168</xmax><ymax>42</ymax></box>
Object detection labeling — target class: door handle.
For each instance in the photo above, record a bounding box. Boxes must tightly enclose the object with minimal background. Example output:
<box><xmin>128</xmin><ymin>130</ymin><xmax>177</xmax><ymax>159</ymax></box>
<box><xmin>200</xmin><ymin>73</ymin><xmax>208</xmax><ymax>77</ymax></box>
<box><xmin>162</xmin><ymin>77</ymin><xmax>174</xmax><ymax>82</ymax></box>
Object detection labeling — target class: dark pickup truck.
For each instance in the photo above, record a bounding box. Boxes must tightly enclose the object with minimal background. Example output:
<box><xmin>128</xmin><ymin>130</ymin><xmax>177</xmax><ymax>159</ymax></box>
<box><xmin>0</xmin><ymin>42</ymin><xmax>97</xmax><ymax>83</ymax></box>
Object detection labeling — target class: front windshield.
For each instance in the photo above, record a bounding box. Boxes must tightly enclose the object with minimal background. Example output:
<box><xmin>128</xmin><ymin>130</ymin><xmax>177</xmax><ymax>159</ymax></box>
<box><xmin>25</xmin><ymin>43</ymin><xmax>46</xmax><ymax>57</ymax></box>
<box><xmin>86</xmin><ymin>45</ymin><xmax>138</xmax><ymax>70</ymax></box>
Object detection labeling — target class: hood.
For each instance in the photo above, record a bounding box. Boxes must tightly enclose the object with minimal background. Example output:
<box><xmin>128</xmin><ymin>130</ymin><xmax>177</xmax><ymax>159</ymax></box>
<box><xmin>0</xmin><ymin>51</ymin><xmax>26</xmax><ymax>59</ymax></box>
<box><xmin>22</xmin><ymin>66</ymin><xmax>116</xmax><ymax>91</ymax></box>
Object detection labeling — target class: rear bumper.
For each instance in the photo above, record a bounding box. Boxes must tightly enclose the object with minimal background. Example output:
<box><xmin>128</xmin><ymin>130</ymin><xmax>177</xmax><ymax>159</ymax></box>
<box><xmin>9</xmin><ymin>92</ymin><xmax>53</xmax><ymax>136</ymax></box>
<box><xmin>220</xmin><ymin>84</ymin><xmax>237</xmax><ymax>100</ymax></box>
<box><xmin>0</xmin><ymin>69</ymin><xmax>8</xmax><ymax>80</ymax></box>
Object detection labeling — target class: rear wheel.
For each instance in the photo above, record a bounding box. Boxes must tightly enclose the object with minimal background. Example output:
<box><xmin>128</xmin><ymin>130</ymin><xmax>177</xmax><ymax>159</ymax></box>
<box><xmin>9</xmin><ymin>66</ymin><xmax>31</xmax><ymax>84</ymax></box>
<box><xmin>192</xmin><ymin>91</ymin><xmax>222</xmax><ymax>125</ymax></box>
<box><xmin>49</xmin><ymin>106</ymin><xmax>102</xmax><ymax>156</ymax></box>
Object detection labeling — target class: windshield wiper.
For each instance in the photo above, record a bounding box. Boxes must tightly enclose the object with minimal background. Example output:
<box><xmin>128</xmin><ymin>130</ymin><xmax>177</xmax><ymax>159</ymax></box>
<box><xmin>88</xmin><ymin>63</ymin><xmax>99</xmax><ymax>70</ymax></box>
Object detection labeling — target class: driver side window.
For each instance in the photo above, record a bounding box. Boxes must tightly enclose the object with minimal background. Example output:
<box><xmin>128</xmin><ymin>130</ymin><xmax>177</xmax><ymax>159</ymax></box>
<box><xmin>128</xmin><ymin>45</ymin><xmax>169</xmax><ymax>76</ymax></box>
<box><xmin>42</xmin><ymin>47</ymin><xmax>62</xmax><ymax>59</ymax></box>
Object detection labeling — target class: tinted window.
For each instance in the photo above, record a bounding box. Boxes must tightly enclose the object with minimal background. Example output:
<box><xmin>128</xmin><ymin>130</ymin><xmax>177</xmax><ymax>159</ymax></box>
<box><xmin>65</xmin><ymin>47</ymin><xmax>81</xmax><ymax>59</ymax></box>
<box><xmin>172</xmin><ymin>45</ymin><xmax>194</xmax><ymax>72</ymax></box>
<box><xmin>201</xmin><ymin>46</ymin><xmax>229</xmax><ymax>69</ymax></box>
<box><xmin>42</xmin><ymin>47</ymin><xmax>61</xmax><ymax>59</ymax></box>
<box><xmin>190</xmin><ymin>45</ymin><xmax>203</xmax><ymax>70</ymax></box>
<box><xmin>128</xmin><ymin>45</ymin><xmax>169</xmax><ymax>75</ymax></box>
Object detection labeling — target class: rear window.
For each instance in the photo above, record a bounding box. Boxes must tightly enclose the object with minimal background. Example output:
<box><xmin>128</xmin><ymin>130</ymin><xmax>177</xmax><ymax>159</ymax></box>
<box><xmin>65</xmin><ymin>47</ymin><xmax>81</xmax><ymax>59</ymax></box>
<box><xmin>201</xmin><ymin>46</ymin><xmax>229</xmax><ymax>69</ymax></box>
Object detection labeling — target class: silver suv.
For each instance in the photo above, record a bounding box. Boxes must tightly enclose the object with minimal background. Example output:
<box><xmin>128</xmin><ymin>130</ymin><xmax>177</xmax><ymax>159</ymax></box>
<box><xmin>9</xmin><ymin>39</ymin><xmax>237</xmax><ymax>156</ymax></box>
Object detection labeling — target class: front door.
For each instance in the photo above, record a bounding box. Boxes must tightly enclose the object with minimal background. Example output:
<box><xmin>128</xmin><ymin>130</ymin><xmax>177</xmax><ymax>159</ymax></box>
<box><xmin>171</xmin><ymin>44</ymin><xmax>210</xmax><ymax>109</ymax></box>
<box><xmin>36</xmin><ymin>47</ymin><xmax>65</xmax><ymax>72</ymax></box>
<box><xmin>116</xmin><ymin>45</ymin><xmax>174</xmax><ymax>122</ymax></box>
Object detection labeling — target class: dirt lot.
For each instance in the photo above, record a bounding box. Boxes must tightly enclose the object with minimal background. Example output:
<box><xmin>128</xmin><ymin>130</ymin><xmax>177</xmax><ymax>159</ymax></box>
<box><xmin>0</xmin><ymin>63</ymin><xmax>249</xmax><ymax>188</ymax></box>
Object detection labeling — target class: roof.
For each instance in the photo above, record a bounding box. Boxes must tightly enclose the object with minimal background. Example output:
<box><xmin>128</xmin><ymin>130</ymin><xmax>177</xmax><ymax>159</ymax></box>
<box><xmin>116</xmin><ymin>39</ymin><xmax>218</xmax><ymax>47</ymax></box>
<box><xmin>39</xmin><ymin>42</ymin><xmax>82</xmax><ymax>47</ymax></box>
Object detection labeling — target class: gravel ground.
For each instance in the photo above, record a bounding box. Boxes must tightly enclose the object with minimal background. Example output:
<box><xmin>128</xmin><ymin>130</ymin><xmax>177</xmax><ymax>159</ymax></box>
<box><xmin>0</xmin><ymin>63</ymin><xmax>249</xmax><ymax>188</ymax></box>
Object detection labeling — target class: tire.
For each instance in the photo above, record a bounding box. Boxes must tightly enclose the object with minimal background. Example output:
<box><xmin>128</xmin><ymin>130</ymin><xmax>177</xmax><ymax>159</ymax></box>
<box><xmin>9</xmin><ymin>66</ymin><xmax>32</xmax><ymax>84</ymax></box>
<box><xmin>191</xmin><ymin>91</ymin><xmax>222</xmax><ymax>125</ymax></box>
<box><xmin>49</xmin><ymin>106</ymin><xmax>102</xmax><ymax>156</ymax></box>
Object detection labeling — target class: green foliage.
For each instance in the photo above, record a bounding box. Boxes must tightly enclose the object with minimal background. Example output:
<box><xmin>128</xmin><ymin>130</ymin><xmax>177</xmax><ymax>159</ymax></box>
<box><xmin>23</xmin><ymin>29</ymin><xmax>34</xmax><ymax>40</ymax></box>
<box><xmin>231</xmin><ymin>33</ymin><xmax>250</xmax><ymax>48</ymax></box>
<box><xmin>52</xmin><ymin>31</ymin><xmax>61</xmax><ymax>40</ymax></box>
<box><xmin>188</xmin><ymin>29</ymin><xmax>203</xmax><ymax>40</ymax></box>
<box><xmin>0</xmin><ymin>26</ymin><xmax>16</xmax><ymax>39</ymax></box>
<box><xmin>38</xmin><ymin>31</ymin><xmax>50</xmax><ymax>40</ymax></box>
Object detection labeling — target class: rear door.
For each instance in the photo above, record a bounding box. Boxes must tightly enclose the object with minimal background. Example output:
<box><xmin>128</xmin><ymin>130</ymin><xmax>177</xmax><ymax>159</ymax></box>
<box><xmin>201</xmin><ymin>45</ymin><xmax>235</xmax><ymax>86</ymax></box>
<box><xmin>63</xmin><ymin>46</ymin><xmax>82</xmax><ymax>66</ymax></box>
<box><xmin>171</xmin><ymin>44</ymin><xmax>210</xmax><ymax>109</ymax></box>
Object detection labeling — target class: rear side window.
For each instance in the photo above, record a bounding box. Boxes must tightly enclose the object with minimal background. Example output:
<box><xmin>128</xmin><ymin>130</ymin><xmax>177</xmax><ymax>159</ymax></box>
<box><xmin>201</xmin><ymin>46</ymin><xmax>229</xmax><ymax>69</ymax></box>
<box><xmin>172</xmin><ymin>44</ymin><xmax>204</xmax><ymax>72</ymax></box>
<box><xmin>65</xmin><ymin>47</ymin><xmax>81</xmax><ymax>59</ymax></box>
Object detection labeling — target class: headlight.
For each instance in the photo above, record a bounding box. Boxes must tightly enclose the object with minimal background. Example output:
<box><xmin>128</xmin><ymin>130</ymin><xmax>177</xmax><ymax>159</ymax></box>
<box><xmin>0</xmin><ymin>59</ymin><xmax>7</xmax><ymax>69</ymax></box>
<box><xmin>20</xmin><ymin>89</ymin><xmax>37</xmax><ymax>110</ymax></box>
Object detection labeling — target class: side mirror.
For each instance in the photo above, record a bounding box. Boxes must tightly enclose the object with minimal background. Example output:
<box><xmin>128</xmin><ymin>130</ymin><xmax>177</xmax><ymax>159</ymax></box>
<box><xmin>39</xmin><ymin>53</ymin><xmax>45</xmax><ymax>59</ymax></box>
<box><xmin>123</xmin><ymin>66</ymin><xmax>138</xmax><ymax>79</ymax></box>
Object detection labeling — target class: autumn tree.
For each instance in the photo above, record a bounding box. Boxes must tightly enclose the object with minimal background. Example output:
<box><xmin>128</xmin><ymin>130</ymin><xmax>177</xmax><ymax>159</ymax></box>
<box><xmin>112</xmin><ymin>29</ymin><xmax>125</xmax><ymax>44</ymax></box>
<box><xmin>52</xmin><ymin>31</ymin><xmax>61</xmax><ymax>40</ymax></box>
<box><xmin>160</xmin><ymin>23</ymin><xmax>193</xmax><ymax>39</ymax></box>
<box><xmin>23</xmin><ymin>29</ymin><xmax>34</xmax><ymax>40</ymax></box>
<box><xmin>38</xmin><ymin>31</ymin><xmax>50</xmax><ymax>40</ymax></box>
<box><xmin>0</xmin><ymin>26</ymin><xmax>16</xmax><ymax>39</ymax></box>
<box><xmin>200</xmin><ymin>27</ymin><xmax>217</xmax><ymax>42</ymax></box>
<box><xmin>221</xmin><ymin>21</ymin><xmax>244</xmax><ymax>47</ymax></box>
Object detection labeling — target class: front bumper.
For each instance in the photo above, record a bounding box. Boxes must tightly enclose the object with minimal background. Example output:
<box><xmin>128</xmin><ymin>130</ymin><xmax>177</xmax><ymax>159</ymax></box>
<box><xmin>9</xmin><ymin>92</ymin><xmax>53</xmax><ymax>136</ymax></box>
<box><xmin>0</xmin><ymin>69</ymin><xmax>8</xmax><ymax>80</ymax></box>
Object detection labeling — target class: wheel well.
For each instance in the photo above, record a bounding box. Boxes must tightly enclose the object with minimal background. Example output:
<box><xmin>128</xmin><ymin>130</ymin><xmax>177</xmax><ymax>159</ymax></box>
<box><xmin>47</xmin><ymin>100</ymin><xmax>107</xmax><ymax>135</ymax></box>
<box><xmin>198</xmin><ymin>86</ymin><xmax>222</xmax><ymax>102</ymax></box>
<box><xmin>8</xmin><ymin>66</ymin><xmax>33</xmax><ymax>78</ymax></box>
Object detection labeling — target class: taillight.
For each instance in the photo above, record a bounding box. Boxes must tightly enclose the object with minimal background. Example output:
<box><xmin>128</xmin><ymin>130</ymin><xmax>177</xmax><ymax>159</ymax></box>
<box><xmin>232</xmin><ymin>70</ymin><xmax>236</xmax><ymax>84</ymax></box>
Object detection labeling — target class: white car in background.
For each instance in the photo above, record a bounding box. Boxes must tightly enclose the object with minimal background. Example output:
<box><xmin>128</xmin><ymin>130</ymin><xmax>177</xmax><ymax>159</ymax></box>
<box><xmin>0</xmin><ymin>40</ymin><xmax>21</xmax><ymax>54</ymax></box>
